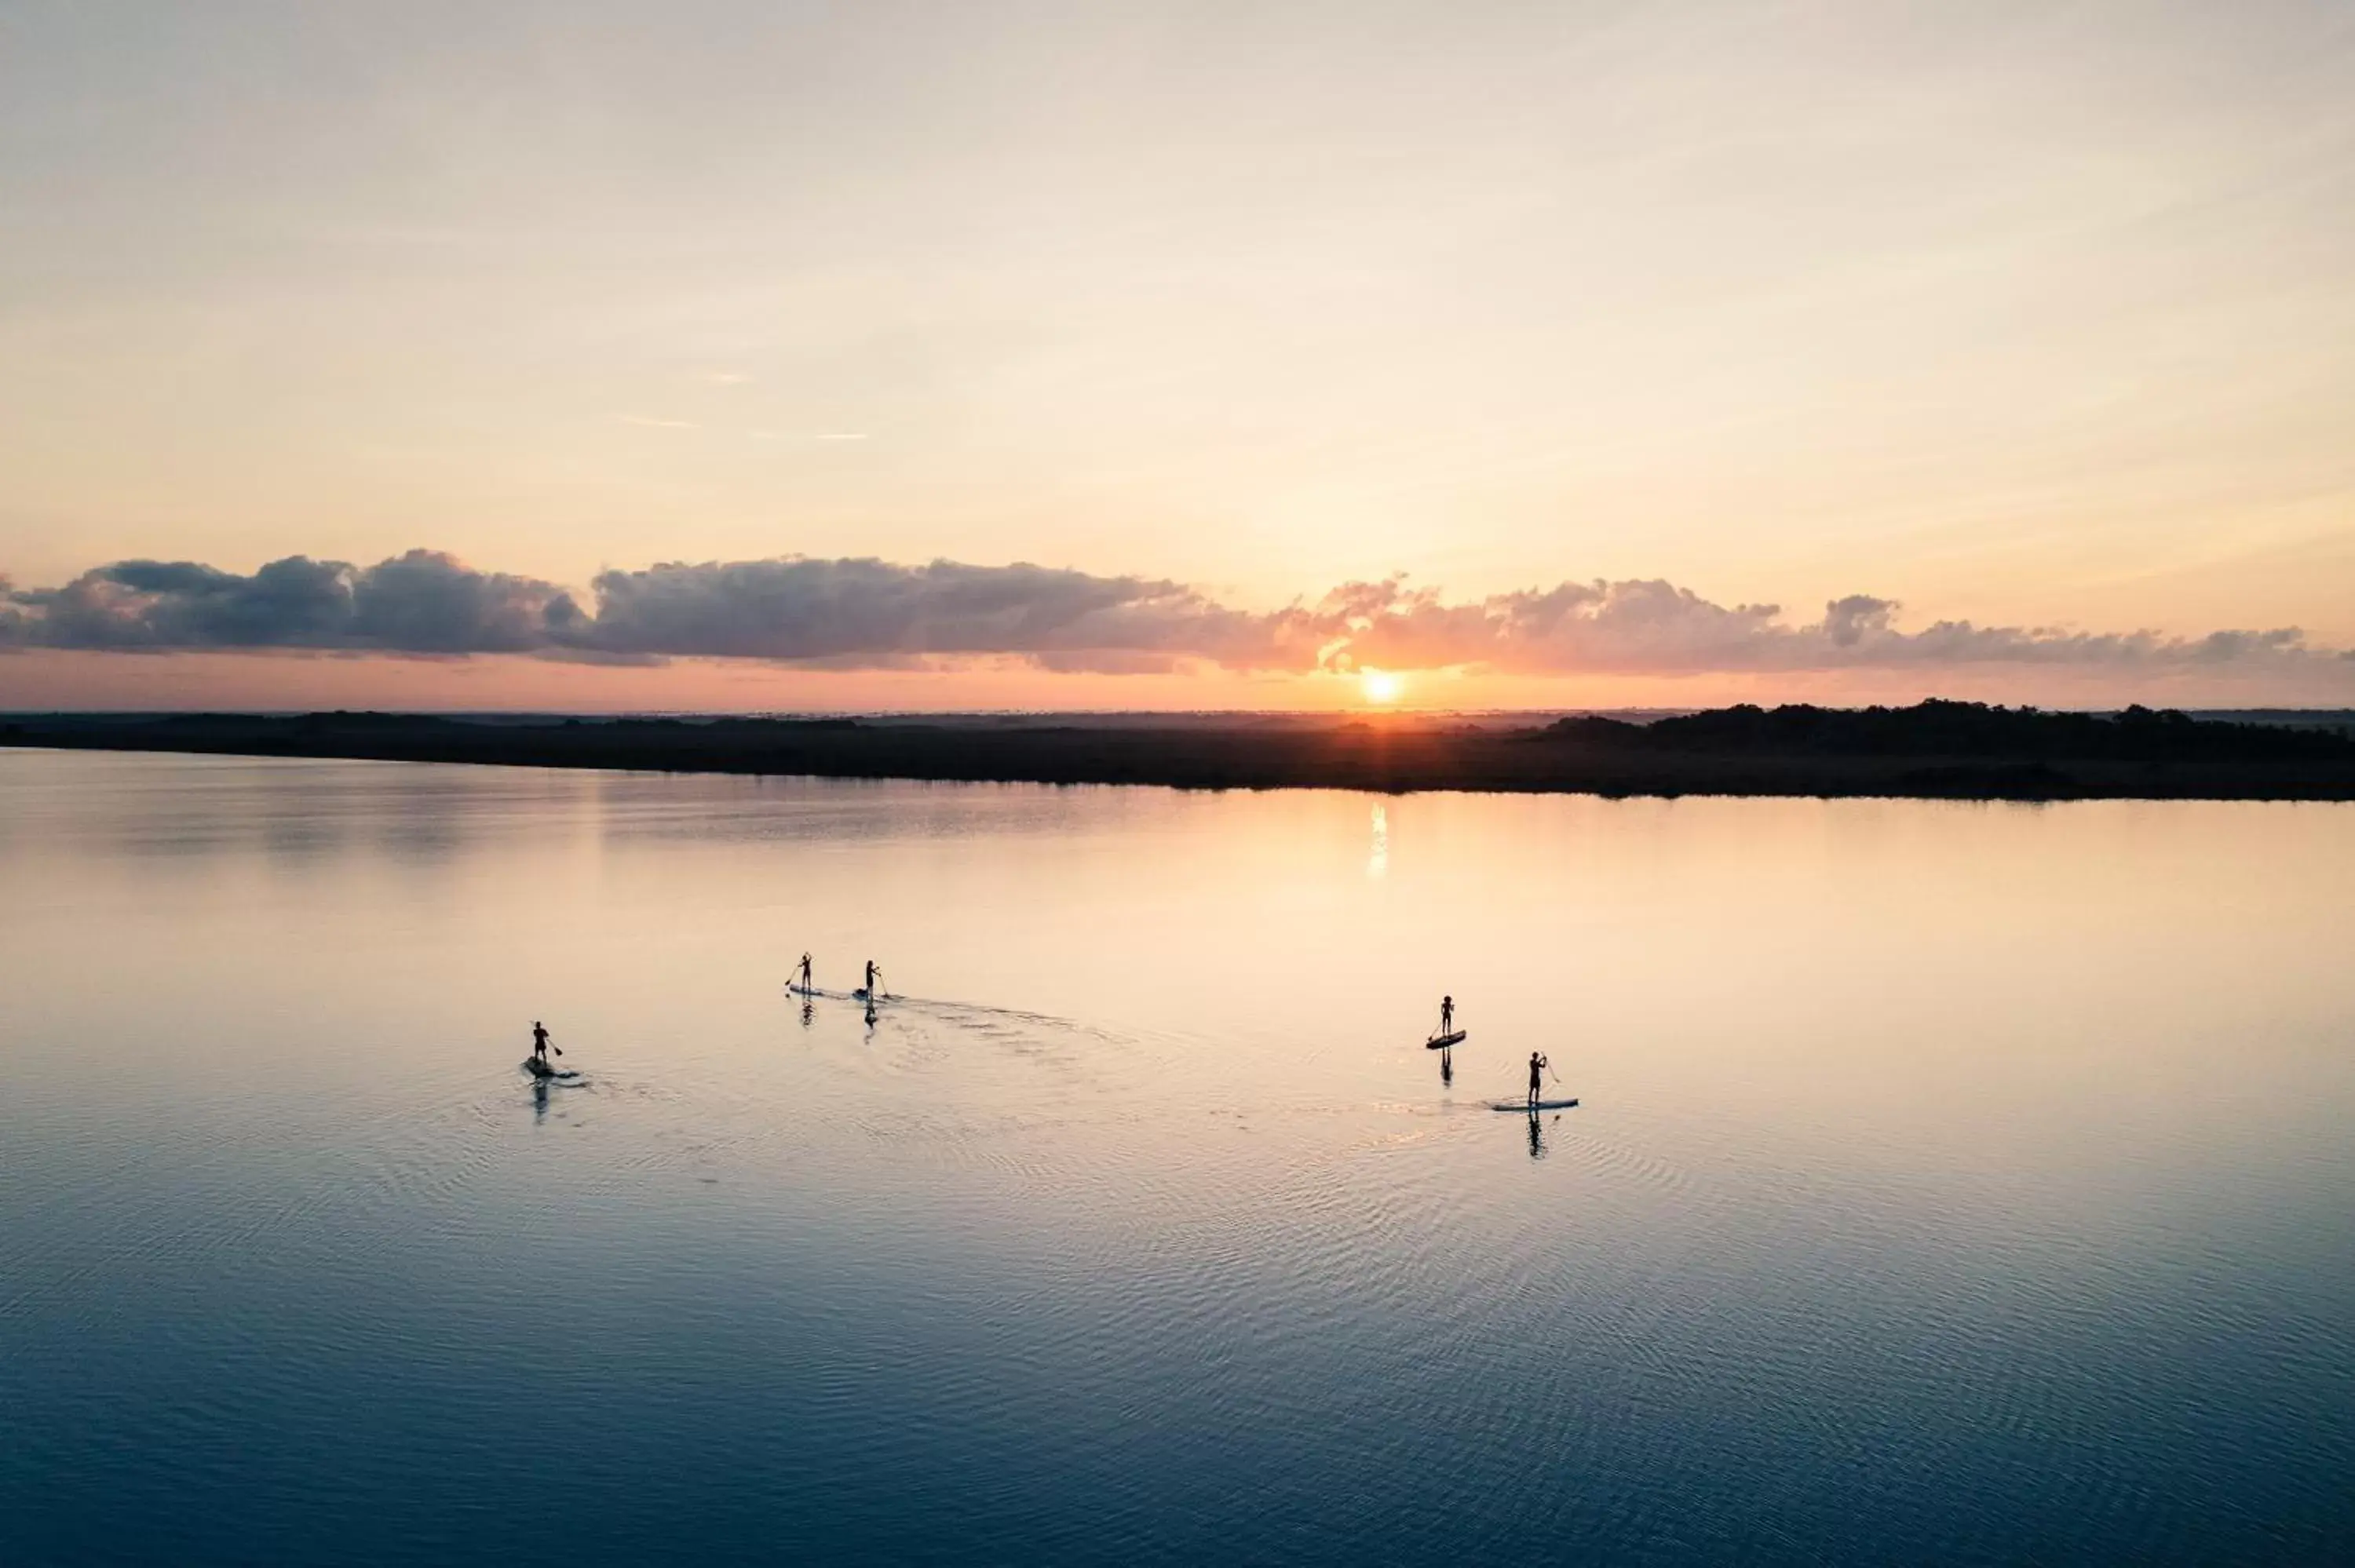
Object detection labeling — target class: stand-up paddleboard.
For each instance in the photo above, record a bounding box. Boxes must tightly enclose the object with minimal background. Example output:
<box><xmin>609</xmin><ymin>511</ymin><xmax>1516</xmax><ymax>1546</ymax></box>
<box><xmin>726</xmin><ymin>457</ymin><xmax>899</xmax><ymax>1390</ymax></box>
<box><xmin>1425</xmin><ymin>1030</ymin><xmax>1467</xmax><ymax>1050</ymax></box>
<box><xmin>851</xmin><ymin>988</ymin><xmax>895</xmax><ymax>1003</ymax></box>
<box><xmin>522</xmin><ymin>1057</ymin><xmax>556</xmax><ymax>1078</ymax></box>
<box><xmin>1489</xmin><ymin>1097</ymin><xmax>1578</xmax><ymax>1112</ymax></box>
<box><xmin>786</xmin><ymin>983</ymin><xmax>871</xmax><ymax>1001</ymax></box>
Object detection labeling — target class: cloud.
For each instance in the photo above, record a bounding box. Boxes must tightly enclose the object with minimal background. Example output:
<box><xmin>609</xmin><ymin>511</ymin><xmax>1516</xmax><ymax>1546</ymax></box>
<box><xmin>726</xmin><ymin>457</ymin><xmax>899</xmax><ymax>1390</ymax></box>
<box><xmin>1327</xmin><ymin>578</ymin><xmax>2332</xmax><ymax>676</ymax></box>
<box><xmin>347</xmin><ymin>549</ymin><xmax>579</xmax><ymax>653</ymax></box>
<box><xmin>572</xmin><ymin>557</ymin><xmax>1321</xmax><ymax>673</ymax></box>
<box><xmin>3</xmin><ymin>548</ymin><xmax>2345</xmax><ymax>683</ymax></box>
<box><xmin>2</xmin><ymin>551</ymin><xmax>577</xmax><ymax>656</ymax></box>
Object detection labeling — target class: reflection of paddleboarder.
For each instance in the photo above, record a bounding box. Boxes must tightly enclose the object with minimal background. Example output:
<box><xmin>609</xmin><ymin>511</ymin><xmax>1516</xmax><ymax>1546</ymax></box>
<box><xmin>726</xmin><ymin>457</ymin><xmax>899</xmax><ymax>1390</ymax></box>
<box><xmin>1527</xmin><ymin>1051</ymin><xmax>1548</xmax><ymax>1108</ymax></box>
<box><xmin>532</xmin><ymin>1020</ymin><xmax>561</xmax><ymax>1065</ymax></box>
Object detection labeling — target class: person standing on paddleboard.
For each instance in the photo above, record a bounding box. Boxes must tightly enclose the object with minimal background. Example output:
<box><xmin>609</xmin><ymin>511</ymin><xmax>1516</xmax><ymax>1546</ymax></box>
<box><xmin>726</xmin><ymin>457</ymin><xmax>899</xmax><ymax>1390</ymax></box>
<box><xmin>795</xmin><ymin>953</ymin><xmax>814</xmax><ymax>992</ymax></box>
<box><xmin>1527</xmin><ymin>1051</ymin><xmax>1548</xmax><ymax>1109</ymax></box>
<box><xmin>1440</xmin><ymin>995</ymin><xmax>1455</xmax><ymax>1035</ymax></box>
<box><xmin>864</xmin><ymin>959</ymin><xmax>884</xmax><ymax>998</ymax></box>
<box><xmin>532</xmin><ymin>1020</ymin><xmax>560</xmax><ymax>1067</ymax></box>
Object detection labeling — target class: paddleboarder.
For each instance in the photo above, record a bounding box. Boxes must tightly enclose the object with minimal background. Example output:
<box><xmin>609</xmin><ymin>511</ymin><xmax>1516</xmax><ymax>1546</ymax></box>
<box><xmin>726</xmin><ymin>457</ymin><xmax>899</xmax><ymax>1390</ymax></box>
<box><xmin>864</xmin><ymin>959</ymin><xmax>885</xmax><ymax>999</ymax></box>
<box><xmin>794</xmin><ymin>952</ymin><xmax>814</xmax><ymax>992</ymax></box>
<box><xmin>532</xmin><ymin>1020</ymin><xmax>560</xmax><ymax>1067</ymax></box>
<box><xmin>1527</xmin><ymin>1050</ymin><xmax>1548</xmax><ymax>1109</ymax></box>
<box><xmin>1440</xmin><ymin>995</ymin><xmax>1455</xmax><ymax>1035</ymax></box>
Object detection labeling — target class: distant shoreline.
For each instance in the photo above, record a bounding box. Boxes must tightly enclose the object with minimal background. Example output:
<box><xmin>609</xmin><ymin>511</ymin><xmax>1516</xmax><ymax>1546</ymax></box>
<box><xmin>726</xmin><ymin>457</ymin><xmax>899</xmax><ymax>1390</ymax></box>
<box><xmin>9</xmin><ymin>705</ymin><xmax>2355</xmax><ymax>801</ymax></box>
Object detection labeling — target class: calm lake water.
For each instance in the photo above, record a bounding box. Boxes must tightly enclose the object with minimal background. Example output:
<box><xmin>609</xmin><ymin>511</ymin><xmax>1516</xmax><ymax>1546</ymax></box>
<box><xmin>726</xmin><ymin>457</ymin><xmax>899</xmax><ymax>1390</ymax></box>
<box><xmin>3</xmin><ymin>748</ymin><xmax>2351</xmax><ymax>1565</ymax></box>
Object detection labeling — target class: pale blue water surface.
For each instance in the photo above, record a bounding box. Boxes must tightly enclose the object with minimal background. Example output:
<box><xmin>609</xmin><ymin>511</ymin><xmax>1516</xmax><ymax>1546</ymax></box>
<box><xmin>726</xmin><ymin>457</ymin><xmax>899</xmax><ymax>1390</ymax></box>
<box><xmin>2</xmin><ymin>749</ymin><xmax>2351</xmax><ymax>1564</ymax></box>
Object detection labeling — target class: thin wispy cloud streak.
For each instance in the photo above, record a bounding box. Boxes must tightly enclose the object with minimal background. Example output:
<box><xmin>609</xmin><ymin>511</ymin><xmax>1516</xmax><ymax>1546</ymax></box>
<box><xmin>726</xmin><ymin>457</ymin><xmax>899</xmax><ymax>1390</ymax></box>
<box><xmin>2</xmin><ymin>551</ymin><xmax>2344</xmax><ymax>682</ymax></box>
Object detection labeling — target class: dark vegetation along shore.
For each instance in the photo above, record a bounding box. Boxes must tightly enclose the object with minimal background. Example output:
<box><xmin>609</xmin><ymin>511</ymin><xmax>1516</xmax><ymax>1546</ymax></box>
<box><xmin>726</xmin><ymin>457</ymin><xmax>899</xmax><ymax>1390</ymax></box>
<box><xmin>7</xmin><ymin>701</ymin><xmax>2355</xmax><ymax>800</ymax></box>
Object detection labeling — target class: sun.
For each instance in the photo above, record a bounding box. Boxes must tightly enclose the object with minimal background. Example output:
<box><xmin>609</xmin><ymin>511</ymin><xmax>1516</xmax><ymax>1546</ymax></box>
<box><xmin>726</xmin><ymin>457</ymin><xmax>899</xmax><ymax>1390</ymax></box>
<box><xmin>1360</xmin><ymin>669</ymin><xmax>1404</xmax><ymax>705</ymax></box>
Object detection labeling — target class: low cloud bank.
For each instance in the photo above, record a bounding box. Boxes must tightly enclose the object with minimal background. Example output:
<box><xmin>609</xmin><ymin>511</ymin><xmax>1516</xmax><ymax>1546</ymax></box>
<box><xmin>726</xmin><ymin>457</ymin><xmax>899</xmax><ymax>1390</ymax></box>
<box><xmin>577</xmin><ymin>558</ymin><xmax>1325</xmax><ymax>671</ymax></box>
<box><xmin>2</xmin><ymin>549</ymin><xmax>2339</xmax><ymax>680</ymax></box>
<box><xmin>5</xmin><ymin>551</ymin><xmax>575</xmax><ymax>656</ymax></box>
<box><xmin>1327</xmin><ymin>578</ymin><xmax>2319</xmax><ymax>673</ymax></box>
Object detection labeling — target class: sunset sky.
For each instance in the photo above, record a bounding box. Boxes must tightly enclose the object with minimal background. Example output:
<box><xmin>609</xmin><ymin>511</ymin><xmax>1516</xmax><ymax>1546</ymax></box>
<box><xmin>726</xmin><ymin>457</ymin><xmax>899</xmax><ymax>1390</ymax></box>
<box><xmin>4</xmin><ymin>1</ymin><xmax>2353</xmax><ymax>709</ymax></box>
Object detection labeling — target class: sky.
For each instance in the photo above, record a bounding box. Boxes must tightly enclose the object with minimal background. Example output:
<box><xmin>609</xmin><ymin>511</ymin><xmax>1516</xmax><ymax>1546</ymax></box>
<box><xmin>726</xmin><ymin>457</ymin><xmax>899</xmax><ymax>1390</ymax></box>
<box><xmin>3</xmin><ymin>0</ymin><xmax>2353</xmax><ymax>710</ymax></box>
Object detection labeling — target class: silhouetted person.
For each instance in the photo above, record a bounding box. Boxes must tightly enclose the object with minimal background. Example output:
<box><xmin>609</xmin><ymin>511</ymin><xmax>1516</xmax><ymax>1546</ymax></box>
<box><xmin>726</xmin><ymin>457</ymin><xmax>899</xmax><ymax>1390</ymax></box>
<box><xmin>795</xmin><ymin>953</ymin><xmax>814</xmax><ymax>991</ymax></box>
<box><xmin>1527</xmin><ymin>1051</ymin><xmax>1548</xmax><ymax>1108</ymax></box>
<box><xmin>864</xmin><ymin>959</ymin><xmax>884</xmax><ymax>998</ymax></box>
<box><xmin>532</xmin><ymin>1020</ymin><xmax>561</xmax><ymax>1066</ymax></box>
<box><xmin>1440</xmin><ymin>995</ymin><xmax>1455</xmax><ymax>1034</ymax></box>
